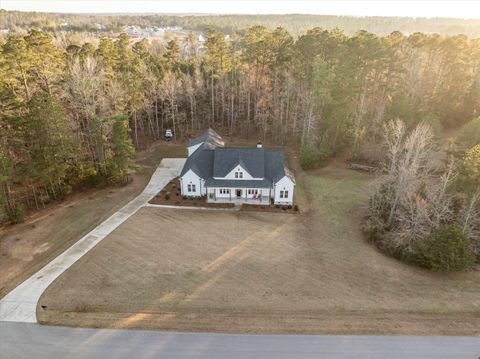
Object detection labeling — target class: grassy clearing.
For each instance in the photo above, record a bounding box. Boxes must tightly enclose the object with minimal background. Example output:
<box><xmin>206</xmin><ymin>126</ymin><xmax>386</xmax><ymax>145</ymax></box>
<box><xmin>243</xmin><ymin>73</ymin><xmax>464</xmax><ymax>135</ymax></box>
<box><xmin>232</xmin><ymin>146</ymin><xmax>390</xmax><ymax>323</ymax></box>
<box><xmin>0</xmin><ymin>142</ymin><xmax>186</xmax><ymax>299</ymax></box>
<box><xmin>37</xmin><ymin>162</ymin><xmax>480</xmax><ymax>335</ymax></box>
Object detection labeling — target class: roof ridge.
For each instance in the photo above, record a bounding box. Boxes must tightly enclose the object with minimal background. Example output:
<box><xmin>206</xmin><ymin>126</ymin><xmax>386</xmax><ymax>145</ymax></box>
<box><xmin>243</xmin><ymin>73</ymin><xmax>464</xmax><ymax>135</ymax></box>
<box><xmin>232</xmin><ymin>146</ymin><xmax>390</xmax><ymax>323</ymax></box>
<box><xmin>217</xmin><ymin>146</ymin><xmax>264</xmax><ymax>150</ymax></box>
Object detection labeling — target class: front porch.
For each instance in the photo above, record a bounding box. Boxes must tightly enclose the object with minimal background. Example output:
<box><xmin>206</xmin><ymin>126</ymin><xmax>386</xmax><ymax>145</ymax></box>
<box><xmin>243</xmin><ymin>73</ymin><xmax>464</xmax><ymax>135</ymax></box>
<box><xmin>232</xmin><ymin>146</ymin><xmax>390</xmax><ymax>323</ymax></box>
<box><xmin>207</xmin><ymin>196</ymin><xmax>270</xmax><ymax>205</ymax></box>
<box><xmin>206</xmin><ymin>187</ymin><xmax>271</xmax><ymax>205</ymax></box>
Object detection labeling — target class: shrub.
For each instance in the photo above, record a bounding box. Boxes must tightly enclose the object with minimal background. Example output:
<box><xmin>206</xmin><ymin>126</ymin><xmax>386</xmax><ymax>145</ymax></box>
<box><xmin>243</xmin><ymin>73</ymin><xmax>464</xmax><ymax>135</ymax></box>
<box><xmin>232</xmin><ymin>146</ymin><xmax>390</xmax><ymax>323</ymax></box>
<box><xmin>456</xmin><ymin>117</ymin><xmax>480</xmax><ymax>150</ymax></box>
<box><xmin>421</xmin><ymin>224</ymin><xmax>475</xmax><ymax>272</ymax></box>
<box><xmin>6</xmin><ymin>204</ymin><xmax>25</xmax><ymax>224</ymax></box>
<box><xmin>275</xmin><ymin>204</ymin><xmax>280</xmax><ymax>209</ymax></box>
<box><xmin>165</xmin><ymin>192</ymin><xmax>171</xmax><ymax>200</ymax></box>
<box><xmin>287</xmin><ymin>205</ymin><xmax>292</xmax><ymax>209</ymax></box>
<box><xmin>463</xmin><ymin>144</ymin><xmax>480</xmax><ymax>185</ymax></box>
<box><xmin>294</xmin><ymin>205</ymin><xmax>299</xmax><ymax>212</ymax></box>
<box><xmin>182</xmin><ymin>195</ymin><xmax>187</xmax><ymax>200</ymax></box>
<box><xmin>363</xmin><ymin>217</ymin><xmax>385</xmax><ymax>243</ymax></box>
<box><xmin>300</xmin><ymin>144</ymin><xmax>321</xmax><ymax>169</ymax></box>
<box><xmin>282</xmin><ymin>206</ymin><xmax>287</xmax><ymax>211</ymax></box>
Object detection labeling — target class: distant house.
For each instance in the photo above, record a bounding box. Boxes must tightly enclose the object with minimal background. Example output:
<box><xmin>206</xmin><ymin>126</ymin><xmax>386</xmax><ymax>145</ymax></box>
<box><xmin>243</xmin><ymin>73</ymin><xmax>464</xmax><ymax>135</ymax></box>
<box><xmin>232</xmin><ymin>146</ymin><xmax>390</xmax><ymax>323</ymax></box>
<box><xmin>124</xmin><ymin>25</ymin><xmax>140</xmax><ymax>36</ymax></box>
<box><xmin>152</xmin><ymin>27</ymin><xmax>165</xmax><ymax>37</ymax></box>
<box><xmin>179</xmin><ymin>129</ymin><xmax>295</xmax><ymax>205</ymax></box>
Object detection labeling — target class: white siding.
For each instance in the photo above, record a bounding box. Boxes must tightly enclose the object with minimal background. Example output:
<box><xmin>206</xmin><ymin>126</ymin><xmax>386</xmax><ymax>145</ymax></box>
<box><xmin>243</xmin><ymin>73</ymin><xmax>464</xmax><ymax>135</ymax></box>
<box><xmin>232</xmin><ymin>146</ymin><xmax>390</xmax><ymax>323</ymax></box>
<box><xmin>180</xmin><ymin>169</ymin><xmax>204</xmax><ymax>196</ymax></box>
<box><xmin>211</xmin><ymin>187</ymin><xmax>245</xmax><ymax>199</ymax></box>
<box><xmin>273</xmin><ymin>176</ymin><xmax>295</xmax><ymax>205</ymax></box>
<box><xmin>206</xmin><ymin>187</ymin><xmax>271</xmax><ymax>203</ymax></box>
<box><xmin>187</xmin><ymin>143</ymin><xmax>202</xmax><ymax>156</ymax></box>
<box><xmin>214</xmin><ymin>187</ymin><xmax>233</xmax><ymax>199</ymax></box>
<box><xmin>216</xmin><ymin>165</ymin><xmax>262</xmax><ymax>180</ymax></box>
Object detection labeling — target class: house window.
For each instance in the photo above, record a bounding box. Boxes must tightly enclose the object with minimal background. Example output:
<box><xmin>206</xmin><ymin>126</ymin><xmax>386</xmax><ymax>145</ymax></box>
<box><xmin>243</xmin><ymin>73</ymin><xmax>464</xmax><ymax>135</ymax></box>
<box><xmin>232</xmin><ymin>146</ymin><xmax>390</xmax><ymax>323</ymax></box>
<box><xmin>280</xmin><ymin>190</ymin><xmax>289</xmax><ymax>198</ymax></box>
<box><xmin>220</xmin><ymin>188</ymin><xmax>230</xmax><ymax>195</ymax></box>
<box><xmin>235</xmin><ymin>171</ymin><xmax>243</xmax><ymax>179</ymax></box>
<box><xmin>187</xmin><ymin>184</ymin><xmax>196</xmax><ymax>192</ymax></box>
<box><xmin>248</xmin><ymin>189</ymin><xmax>258</xmax><ymax>195</ymax></box>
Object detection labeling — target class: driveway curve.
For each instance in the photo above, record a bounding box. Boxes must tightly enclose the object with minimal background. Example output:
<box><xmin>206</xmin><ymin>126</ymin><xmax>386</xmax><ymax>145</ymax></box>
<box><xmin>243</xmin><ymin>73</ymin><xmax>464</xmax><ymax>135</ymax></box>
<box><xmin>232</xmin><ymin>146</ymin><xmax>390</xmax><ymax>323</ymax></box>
<box><xmin>0</xmin><ymin>158</ymin><xmax>185</xmax><ymax>323</ymax></box>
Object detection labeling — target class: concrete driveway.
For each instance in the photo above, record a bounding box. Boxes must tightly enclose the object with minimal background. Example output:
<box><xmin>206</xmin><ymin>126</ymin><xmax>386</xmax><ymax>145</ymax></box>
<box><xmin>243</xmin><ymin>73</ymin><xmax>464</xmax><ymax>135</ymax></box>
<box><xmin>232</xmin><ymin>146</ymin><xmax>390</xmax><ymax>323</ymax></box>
<box><xmin>1</xmin><ymin>322</ymin><xmax>479</xmax><ymax>359</ymax></box>
<box><xmin>0</xmin><ymin>158</ymin><xmax>185</xmax><ymax>323</ymax></box>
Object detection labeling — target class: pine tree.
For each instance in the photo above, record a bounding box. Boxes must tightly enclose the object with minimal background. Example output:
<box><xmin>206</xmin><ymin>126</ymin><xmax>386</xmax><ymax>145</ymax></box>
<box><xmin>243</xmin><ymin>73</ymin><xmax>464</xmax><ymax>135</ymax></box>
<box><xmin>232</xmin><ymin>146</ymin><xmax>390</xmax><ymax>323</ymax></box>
<box><xmin>107</xmin><ymin>115</ymin><xmax>135</xmax><ymax>184</ymax></box>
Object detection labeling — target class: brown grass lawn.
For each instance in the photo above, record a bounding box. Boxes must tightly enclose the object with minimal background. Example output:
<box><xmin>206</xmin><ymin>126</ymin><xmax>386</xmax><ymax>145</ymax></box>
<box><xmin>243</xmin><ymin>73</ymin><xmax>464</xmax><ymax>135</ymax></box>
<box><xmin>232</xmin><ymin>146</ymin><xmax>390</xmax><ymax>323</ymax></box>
<box><xmin>0</xmin><ymin>142</ymin><xmax>186</xmax><ymax>299</ymax></box>
<box><xmin>37</xmin><ymin>163</ymin><xmax>480</xmax><ymax>335</ymax></box>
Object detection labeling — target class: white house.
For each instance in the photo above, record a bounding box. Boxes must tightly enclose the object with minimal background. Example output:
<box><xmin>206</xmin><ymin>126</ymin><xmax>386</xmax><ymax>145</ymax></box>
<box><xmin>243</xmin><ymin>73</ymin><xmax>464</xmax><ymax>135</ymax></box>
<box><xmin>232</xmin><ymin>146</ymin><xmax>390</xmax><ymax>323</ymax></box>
<box><xmin>179</xmin><ymin>129</ymin><xmax>295</xmax><ymax>205</ymax></box>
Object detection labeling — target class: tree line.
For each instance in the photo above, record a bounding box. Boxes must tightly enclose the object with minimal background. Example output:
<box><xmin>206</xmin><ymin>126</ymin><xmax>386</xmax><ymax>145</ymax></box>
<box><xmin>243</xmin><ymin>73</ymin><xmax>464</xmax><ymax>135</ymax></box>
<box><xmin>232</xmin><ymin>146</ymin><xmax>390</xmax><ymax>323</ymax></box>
<box><xmin>3</xmin><ymin>10</ymin><xmax>480</xmax><ymax>38</ymax></box>
<box><xmin>1</xmin><ymin>26</ymin><xmax>479</xmax><ymax>228</ymax></box>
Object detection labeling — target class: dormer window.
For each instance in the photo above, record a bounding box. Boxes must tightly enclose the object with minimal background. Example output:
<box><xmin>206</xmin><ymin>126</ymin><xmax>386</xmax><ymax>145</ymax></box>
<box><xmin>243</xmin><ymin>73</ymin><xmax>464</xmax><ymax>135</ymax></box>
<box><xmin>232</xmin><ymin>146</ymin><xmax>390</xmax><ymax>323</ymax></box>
<box><xmin>235</xmin><ymin>171</ymin><xmax>243</xmax><ymax>179</ymax></box>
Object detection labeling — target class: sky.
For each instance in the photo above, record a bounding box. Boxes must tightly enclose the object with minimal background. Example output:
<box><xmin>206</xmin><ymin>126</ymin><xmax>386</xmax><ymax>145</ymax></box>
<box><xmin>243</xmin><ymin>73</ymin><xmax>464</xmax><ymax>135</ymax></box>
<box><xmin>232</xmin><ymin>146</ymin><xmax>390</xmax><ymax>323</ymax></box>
<box><xmin>1</xmin><ymin>0</ymin><xmax>480</xmax><ymax>19</ymax></box>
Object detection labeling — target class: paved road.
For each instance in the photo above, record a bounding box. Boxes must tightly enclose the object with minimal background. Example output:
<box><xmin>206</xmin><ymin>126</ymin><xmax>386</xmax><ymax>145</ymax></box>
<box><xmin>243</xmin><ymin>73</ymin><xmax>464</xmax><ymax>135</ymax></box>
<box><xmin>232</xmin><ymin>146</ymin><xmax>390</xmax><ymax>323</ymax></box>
<box><xmin>0</xmin><ymin>159</ymin><xmax>185</xmax><ymax>323</ymax></box>
<box><xmin>1</xmin><ymin>322</ymin><xmax>478</xmax><ymax>359</ymax></box>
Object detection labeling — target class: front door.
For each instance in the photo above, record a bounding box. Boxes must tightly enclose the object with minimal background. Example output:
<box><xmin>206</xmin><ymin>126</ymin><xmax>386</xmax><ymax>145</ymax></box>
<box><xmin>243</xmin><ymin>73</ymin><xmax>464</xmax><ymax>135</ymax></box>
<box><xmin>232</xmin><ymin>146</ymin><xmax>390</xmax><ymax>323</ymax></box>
<box><xmin>236</xmin><ymin>189</ymin><xmax>242</xmax><ymax>198</ymax></box>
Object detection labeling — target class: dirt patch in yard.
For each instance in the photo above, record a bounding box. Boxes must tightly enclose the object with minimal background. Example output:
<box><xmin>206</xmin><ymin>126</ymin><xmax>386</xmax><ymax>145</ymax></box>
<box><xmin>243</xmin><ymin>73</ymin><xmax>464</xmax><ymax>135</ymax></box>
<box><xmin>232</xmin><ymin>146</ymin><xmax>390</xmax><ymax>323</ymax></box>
<box><xmin>38</xmin><ymin>163</ymin><xmax>480</xmax><ymax>335</ymax></box>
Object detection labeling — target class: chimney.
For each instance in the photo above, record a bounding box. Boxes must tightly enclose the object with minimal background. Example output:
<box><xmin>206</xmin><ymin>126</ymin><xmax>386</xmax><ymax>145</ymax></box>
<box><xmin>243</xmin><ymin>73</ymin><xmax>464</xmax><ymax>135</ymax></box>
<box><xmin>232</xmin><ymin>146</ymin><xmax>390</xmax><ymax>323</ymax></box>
<box><xmin>257</xmin><ymin>141</ymin><xmax>263</xmax><ymax>148</ymax></box>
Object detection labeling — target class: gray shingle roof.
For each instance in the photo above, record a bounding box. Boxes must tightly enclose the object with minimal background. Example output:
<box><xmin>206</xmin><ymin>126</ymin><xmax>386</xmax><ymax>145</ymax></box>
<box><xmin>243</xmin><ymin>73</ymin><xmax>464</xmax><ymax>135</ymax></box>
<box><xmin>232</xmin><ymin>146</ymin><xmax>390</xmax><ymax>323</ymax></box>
<box><xmin>213</xmin><ymin>147</ymin><xmax>266</xmax><ymax>178</ymax></box>
<box><xmin>265</xmin><ymin>148</ymin><xmax>286</xmax><ymax>182</ymax></box>
<box><xmin>180</xmin><ymin>148</ymin><xmax>214</xmax><ymax>178</ymax></box>
<box><xmin>181</xmin><ymin>130</ymin><xmax>293</xmax><ymax>187</ymax></box>
<box><xmin>188</xmin><ymin>128</ymin><xmax>224</xmax><ymax>149</ymax></box>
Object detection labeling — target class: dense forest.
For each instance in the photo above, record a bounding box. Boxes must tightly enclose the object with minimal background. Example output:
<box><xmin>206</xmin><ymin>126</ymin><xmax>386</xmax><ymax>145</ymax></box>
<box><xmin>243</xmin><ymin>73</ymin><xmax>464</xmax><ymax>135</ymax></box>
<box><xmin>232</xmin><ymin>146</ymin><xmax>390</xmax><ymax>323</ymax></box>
<box><xmin>0</xmin><ymin>21</ymin><xmax>479</xmax><ymax>269</ymax></box>
<box><xmin>2</xmin><ymin>10</ymin><xmax>480</xmax><ymax>37</ymax></box>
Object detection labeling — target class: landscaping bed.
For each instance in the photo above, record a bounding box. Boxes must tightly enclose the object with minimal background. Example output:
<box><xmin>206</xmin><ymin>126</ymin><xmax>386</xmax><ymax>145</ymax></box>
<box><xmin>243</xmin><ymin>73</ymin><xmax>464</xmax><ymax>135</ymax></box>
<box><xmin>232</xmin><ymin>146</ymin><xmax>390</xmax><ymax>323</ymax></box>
<box><xmin>241</xmin><ymin>203</ymin><xmax>299</xmax><ymax>213</ymax></box>
<box><xmin>149</xmin><ymin>178</ymin><xmax>234</xmax><ymax>208</ymax></box>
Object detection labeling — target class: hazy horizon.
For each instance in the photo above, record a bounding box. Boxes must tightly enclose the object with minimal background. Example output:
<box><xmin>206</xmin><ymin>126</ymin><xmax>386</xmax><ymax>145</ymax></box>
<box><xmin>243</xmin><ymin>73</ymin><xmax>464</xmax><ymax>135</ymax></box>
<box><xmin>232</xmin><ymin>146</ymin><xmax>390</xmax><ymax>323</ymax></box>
<box><xmin>2</xmin><ymin>0</ymin><xmax>480</xmax><ymax>20</ymax></box>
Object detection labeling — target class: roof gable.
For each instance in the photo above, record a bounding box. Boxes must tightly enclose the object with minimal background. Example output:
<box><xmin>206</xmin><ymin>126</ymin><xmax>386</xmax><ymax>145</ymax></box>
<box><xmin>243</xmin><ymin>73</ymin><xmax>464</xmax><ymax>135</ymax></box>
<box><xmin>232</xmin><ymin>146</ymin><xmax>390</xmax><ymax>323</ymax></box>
<box><xmin>180</xmin><ymin>148</ymin><xmax>214</xmax><ymax>178</ymax></box>
<box><xmin>224</xmin><ymin>162</ymin><xmax>255</xmax><ymax>180</ymax></box>
<box><xmin>188</xmin><ymin>128</ymin><xmax>224</xmax><ymax>149</ymax></box>
<box><xmin>213</xmin><ymin>147</ymin><xmax>265</xmax><ymax>178</ymax></box>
